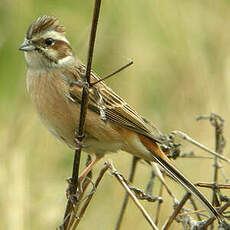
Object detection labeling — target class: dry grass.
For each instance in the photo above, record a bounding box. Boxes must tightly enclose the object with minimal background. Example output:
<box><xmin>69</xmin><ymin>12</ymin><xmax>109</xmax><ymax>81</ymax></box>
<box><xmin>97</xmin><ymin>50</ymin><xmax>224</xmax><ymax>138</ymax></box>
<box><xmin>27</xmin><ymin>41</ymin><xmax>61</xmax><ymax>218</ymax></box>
<box><xmin>1</xmin><ymin>0</ymin><xmax>230</xmax><ymax>229</ymax></box>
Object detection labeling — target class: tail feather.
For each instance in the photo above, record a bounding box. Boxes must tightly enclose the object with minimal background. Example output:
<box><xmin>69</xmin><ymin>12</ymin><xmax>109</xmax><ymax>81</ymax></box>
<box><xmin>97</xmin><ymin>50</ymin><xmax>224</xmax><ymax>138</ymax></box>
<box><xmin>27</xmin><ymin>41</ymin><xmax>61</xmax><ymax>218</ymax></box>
<box><xmin>138</xmin><ymin>134</ymin><xmax>223</xmax><ymax>223</ymax></box>
<box><xmin>153</xmin><ymin>154</ymin><xmax>222</xmax><ymax>222</ymax></box>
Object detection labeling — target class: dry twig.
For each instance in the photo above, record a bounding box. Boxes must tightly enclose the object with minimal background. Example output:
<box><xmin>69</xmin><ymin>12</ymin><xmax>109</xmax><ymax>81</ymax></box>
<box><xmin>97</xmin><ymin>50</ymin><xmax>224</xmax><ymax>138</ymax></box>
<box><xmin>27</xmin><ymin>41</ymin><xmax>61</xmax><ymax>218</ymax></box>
<box><xmin>62</xmin><ymin>0</ymin><xmax>102</xmax><ymax>228</ymax></box>
<box><xmin>108</xmin><ymin>162</ymin><xmax>159</xmax><ymax>230</ymax></box>
<box><xmin>197</xmin><ymin>114</ymin><xmax>226</xmax><ymax>230</ymax></box>
<box><xmin>189</xmin><ymin>197</ymin><xmax>202</xmax><ymax>221</ymax></box>
<box><xmin>154</xmin><ymin>172</ymin><xmax>165</xmax><ymax>226</ymax></box>
<box><xmin>90</xmin><ymin>60</ymin><xmax>133</xmax><ymax>86</ymax></box>
<box><xmin>172</xmin><ymin>130</ymin><xmax>230</xmax><ymax>164</ymax></box>
<box><xmin>162</xmin><ymin>192</ymin><xmax>191</xmax><ymax>230</ymax></box>
<box><xmin>115</xmin><ymin>156</ymin><xmax>139</xmax><ymax>230</ymax></box>
<box><xmin>71</xmin><ymin>163</ymin><xmax>110</xmax><ymax>229</ymax></box>
<box><xmin>198</xmin><ymin>201</ymin><xmax>230</xmax><ymax>229</ymax></box>
<box><xmin>195</xmin><ymin>182</ymin><xmax>230</xmax><ymax>190</ymax></box>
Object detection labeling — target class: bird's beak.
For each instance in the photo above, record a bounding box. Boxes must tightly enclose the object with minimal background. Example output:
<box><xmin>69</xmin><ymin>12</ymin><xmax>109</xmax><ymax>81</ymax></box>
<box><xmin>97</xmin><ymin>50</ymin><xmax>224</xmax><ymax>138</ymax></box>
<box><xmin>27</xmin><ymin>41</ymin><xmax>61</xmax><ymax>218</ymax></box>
<box><xmin>19</xmin><ymin>40</ymin><xmax>36</xmax><ymax>51</ymax></box>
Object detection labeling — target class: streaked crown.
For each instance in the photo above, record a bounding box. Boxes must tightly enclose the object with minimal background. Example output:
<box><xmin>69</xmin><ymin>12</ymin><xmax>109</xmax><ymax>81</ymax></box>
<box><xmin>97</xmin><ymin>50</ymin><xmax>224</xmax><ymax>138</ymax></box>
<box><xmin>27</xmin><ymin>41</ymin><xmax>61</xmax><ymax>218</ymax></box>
<box><xmin>26</xmin><ymin>15</ymin><xmax>65</xmax><ymax>40</ymax></box>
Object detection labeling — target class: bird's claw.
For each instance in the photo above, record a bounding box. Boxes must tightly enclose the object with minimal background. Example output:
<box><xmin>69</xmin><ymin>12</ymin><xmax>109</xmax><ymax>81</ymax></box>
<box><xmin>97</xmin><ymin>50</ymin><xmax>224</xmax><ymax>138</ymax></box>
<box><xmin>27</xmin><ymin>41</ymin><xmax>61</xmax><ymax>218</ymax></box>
<box><xmin>74</xmin><ymin>134</ymin><xmax>86</xmax><ymax>150</ymax></box>
<box><xmin>65</xmin><ymin>177</ymin><xmax>79</xmax><ymax>205</ymax></box>
<box><xmin>70</xmin><ymin>79</ymin><xmax>89</xmax><ymax>91</ymax></box>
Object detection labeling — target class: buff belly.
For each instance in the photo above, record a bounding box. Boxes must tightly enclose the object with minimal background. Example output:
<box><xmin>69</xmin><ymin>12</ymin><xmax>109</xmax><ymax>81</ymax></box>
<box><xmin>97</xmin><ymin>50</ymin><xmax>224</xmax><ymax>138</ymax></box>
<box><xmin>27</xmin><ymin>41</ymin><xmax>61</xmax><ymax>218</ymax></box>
<box><xmin>26</xmin><ymin>70</ymin><xmax>126</xmax><ymax>156</ymax></box>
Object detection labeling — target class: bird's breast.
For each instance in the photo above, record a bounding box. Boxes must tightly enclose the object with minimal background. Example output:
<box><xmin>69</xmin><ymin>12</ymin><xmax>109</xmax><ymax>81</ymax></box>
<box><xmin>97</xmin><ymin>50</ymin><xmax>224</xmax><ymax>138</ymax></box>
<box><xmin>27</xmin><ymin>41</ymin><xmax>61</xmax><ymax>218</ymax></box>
<box><xmin>26</xmin><ymin>69</ymin><xmax>125</xmax><ymax>154</ymax></box>
<box><xmin>27</xmin><ymin>69</ymin><xmax>79</xmax><ymax>146</ymax></box>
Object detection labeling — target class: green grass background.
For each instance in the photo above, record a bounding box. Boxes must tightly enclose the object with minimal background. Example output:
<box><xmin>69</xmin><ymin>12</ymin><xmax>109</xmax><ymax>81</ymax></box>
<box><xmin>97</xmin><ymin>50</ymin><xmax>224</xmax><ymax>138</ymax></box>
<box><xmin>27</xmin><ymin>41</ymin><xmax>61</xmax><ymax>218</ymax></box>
<box><xmin>1</xmin><ymin>0</ymin><xmax>230</xmax><ymax>229</ymax></box>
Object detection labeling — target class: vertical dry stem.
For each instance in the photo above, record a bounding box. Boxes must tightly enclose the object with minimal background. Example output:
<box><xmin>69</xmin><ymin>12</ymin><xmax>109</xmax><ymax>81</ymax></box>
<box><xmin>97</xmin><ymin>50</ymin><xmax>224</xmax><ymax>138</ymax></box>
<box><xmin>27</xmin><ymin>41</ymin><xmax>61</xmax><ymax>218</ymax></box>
<box><xmin>109</xmin><ymin>162</ymin><xmax>159</xmax><ymax>230</ymax></box>
<box><xmin>154</xmin><ymin>171</ymin><xmax>165</xmax><ymax>226</ymax></box>
<box><xmin>62</xmin><ymin>0</ymin><xmax>102</xmax><ymax>228</ymax></box>
<box><xmin>162</xmin><ymin>192</ymin><xmax>191</xmax><ymax>230</ymax></box>
<box><xmin>115</xmin><ymin>156</ymin><xmax>139</xmax><ymax>230</ymax></box>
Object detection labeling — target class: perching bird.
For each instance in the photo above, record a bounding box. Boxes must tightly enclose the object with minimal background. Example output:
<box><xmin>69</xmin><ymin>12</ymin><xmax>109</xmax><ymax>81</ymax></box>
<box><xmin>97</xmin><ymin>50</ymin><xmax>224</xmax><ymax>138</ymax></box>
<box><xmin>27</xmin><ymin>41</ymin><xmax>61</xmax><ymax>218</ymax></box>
<box><xmin>19</xmin><ymin>15</ymin><xmax>222</xmax><ymax>222</ymax></box>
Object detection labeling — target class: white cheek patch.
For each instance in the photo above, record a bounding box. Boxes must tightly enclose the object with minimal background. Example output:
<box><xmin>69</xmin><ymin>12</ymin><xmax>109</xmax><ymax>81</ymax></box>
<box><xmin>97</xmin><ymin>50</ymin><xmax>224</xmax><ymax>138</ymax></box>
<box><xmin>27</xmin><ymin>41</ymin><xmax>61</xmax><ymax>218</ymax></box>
<box><xmin>57</xmin><ymin>55</ymin><xmax>75</xmax><ymax>66</ymax></box>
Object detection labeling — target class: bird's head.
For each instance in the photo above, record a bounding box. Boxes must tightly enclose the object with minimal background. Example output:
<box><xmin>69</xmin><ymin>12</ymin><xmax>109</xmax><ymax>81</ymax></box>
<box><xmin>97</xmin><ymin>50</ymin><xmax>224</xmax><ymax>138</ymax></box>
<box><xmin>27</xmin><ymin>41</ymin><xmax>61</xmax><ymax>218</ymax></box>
<box><xmin>19</xmin><ymin>15</ymin><xmax>75</xmax><ymax>69</ymax></box>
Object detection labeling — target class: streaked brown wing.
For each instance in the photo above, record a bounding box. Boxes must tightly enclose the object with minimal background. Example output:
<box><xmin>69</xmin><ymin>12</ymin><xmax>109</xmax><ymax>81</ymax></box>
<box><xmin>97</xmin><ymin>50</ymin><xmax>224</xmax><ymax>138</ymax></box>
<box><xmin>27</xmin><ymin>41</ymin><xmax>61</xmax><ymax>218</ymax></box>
<box><xmin>62</xmin><ymin>64</ymin><xmax>162</xmax><ymax>143</ymax></box>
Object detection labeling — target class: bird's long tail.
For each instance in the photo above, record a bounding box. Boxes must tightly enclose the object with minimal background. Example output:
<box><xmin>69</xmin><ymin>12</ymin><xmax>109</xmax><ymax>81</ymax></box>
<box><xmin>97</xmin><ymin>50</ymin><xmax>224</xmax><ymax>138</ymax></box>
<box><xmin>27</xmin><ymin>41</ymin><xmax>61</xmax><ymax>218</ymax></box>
<box><xmin>138</xmin><ymin>134</ymin><xmax>223</xmax><ymax>223</ymax></box>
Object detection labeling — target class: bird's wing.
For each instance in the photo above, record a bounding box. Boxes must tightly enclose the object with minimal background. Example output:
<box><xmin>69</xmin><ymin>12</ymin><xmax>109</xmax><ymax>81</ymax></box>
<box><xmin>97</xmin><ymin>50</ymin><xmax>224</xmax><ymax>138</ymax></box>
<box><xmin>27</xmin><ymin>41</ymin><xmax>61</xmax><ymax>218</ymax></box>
<box><xmin>61</xmin><ymin>64</ymin><xmax>162</xmax><ymax>143</ymax></box>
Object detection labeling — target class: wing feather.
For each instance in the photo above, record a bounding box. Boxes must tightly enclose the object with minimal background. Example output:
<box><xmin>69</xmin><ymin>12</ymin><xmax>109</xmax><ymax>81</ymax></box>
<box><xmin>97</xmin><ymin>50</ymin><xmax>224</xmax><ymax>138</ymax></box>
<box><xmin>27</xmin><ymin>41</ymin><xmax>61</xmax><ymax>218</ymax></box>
<box><xmin>62</xmin><ymin>64</ymin><xmax>162</xmax><ymax>143</ymax></box>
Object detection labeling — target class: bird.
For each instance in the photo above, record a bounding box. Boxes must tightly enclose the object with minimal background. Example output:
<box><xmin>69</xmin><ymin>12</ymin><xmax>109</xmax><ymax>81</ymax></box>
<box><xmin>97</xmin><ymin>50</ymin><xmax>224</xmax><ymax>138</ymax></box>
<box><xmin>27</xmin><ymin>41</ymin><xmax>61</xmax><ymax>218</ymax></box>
<box><xmin>19</xmin><ymin>15</ymin><xmax>222</xmax><ymax>222</ymax></box>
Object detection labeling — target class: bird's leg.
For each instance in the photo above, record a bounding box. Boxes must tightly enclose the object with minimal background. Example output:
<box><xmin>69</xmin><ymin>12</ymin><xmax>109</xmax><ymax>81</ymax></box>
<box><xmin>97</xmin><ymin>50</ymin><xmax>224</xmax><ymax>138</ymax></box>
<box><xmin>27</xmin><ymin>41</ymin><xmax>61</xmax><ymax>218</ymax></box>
<box><xmin>70</xmin><ymin>79</ymin><xmax>90</xmax><ymax>91</ymax></box>
<box><xmin>94</xmin><ymin>87</ymin><xmax>107</xmax><ymax>121</ymax></box>
<box><xmin>65</xmin><ymin>156</ymin><xmax>101</xmax><ymax>202</ymax></box>
<box><xmin>74</xmin><ymin>134</ymin><xmax>86</xmax><ymax>150</ymax></box>
<box><xmin>78</xmin><ymin>156</ymin><xmax>101</xmax><ymax>183</ymax></box>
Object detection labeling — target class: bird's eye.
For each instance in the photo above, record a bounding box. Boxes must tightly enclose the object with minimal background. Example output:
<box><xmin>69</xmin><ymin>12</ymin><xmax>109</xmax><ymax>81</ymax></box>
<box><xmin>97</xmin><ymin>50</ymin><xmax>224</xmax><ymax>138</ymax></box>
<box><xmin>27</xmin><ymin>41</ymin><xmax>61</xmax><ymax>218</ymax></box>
<box><xmin>44</xmin><ymin>38</ymin><xmax>54</xmax><ymax>46</ymax></box>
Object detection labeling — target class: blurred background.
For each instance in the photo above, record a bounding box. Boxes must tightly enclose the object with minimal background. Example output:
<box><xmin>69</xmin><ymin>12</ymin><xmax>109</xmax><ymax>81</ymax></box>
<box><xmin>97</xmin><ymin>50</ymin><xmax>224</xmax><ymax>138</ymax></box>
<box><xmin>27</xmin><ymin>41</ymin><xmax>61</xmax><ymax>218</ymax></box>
<box><xmin>1</xmin><ymin>0</ymin><xmax>230</xmax><ymax>229</ymax></box>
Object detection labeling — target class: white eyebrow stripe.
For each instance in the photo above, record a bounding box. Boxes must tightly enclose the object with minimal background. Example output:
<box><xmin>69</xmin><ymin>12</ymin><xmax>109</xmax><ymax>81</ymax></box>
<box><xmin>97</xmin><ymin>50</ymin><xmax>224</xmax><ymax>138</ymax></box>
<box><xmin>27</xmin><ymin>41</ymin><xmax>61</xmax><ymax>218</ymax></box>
<box><xmin>42</xmin><ymin>31</ymin><xmax>69</xmax><ymax>44</ymax></box>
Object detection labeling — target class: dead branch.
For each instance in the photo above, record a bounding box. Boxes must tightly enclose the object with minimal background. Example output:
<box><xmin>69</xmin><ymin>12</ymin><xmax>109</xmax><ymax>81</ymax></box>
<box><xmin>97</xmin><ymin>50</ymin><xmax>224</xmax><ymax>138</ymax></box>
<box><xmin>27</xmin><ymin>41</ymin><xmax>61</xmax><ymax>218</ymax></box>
<box><xmin>108</xmin><ymin>161</ymin><xmax>159</xmax><ymax>230</ymax></box>
<box><xmin>162</xmin><ymin>192</ymin><xmax>191</xmax><ymax>230</ymax></box>
<box><xmin>115</xmin><ymin>156</ymin><xmax>139</xmax><ymax>230</ymax></box>
<box><xmin>154</xmin><ymin>171</ymin><xmax>165</xmax><ymax>226</ymax></box>
<box><xmin>129</xmin><ymin>187</ymin><xmax>162</xmax><ymax>202</ymax></box>
<box><xmin>198</xmin><ymin>201</ymin><xmax>230</xmax><ymax>229</ymax></box>
<box><xmin>90</xmin><ymin>60</ymin><xmax>133</xmax><ymax>86</ymax></box>
<box><xmin>195</xmin><ymin>182</ymin><xmax>230</xmax><ymax>190</ymax></box>
<box><xmin>71</xmin><ymin>163</ymin><xmax>110</xmax><ymax>229</ymax></box>
<box><xmin>197</xmin><ymin>114</ymin><xmax>226</xmax><ymax>230</ymax></box>
<box><xmin>198</xmin><ymin>114</ymin><xmax>225</xmax><ymax>206</ymax></box>
<box><xmin>172</xmin><ymin>130</ymin><xmax>230</xmax><ymax>164</ymax></box>
<box><xmin>62</xmin><ymin>0</ymin><xmax>102</xmax><ymax>228</ymax></box>
<box><xmin>189</xmin><ymin>197</ymin><xmax>202</xmax><ymax>221</ymax></box>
